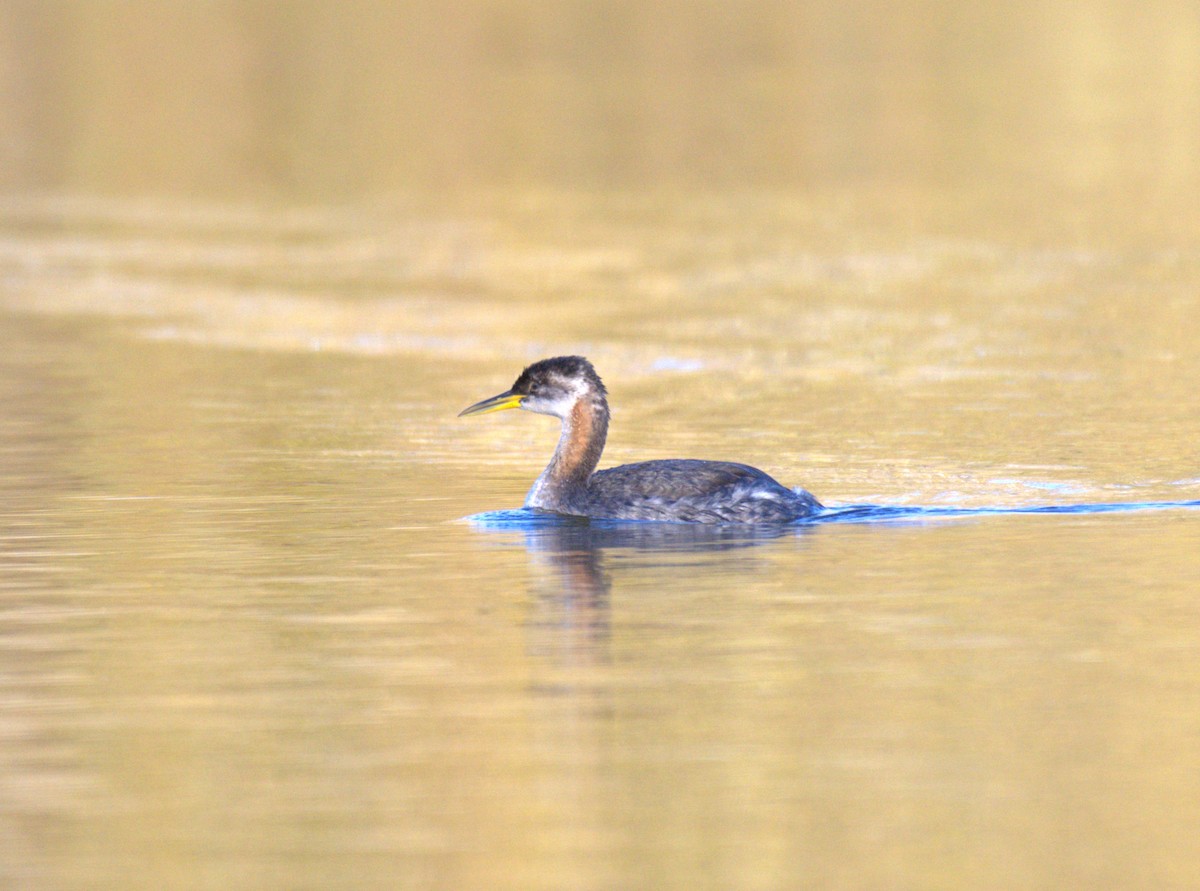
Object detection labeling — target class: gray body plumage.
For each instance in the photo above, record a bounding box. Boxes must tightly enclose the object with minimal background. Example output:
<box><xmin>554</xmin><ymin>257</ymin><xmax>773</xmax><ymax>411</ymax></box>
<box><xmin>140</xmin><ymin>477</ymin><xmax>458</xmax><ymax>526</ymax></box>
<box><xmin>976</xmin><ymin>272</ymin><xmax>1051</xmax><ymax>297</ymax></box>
<box><xmin>535</xmin><ymin>459</ymin><xmax>821</xmax><ymax>523</ymax></box>
<box><xmin>462</xmin><ymin>356</ymin><xmax>822</xmax><ymax>524</ymax></box>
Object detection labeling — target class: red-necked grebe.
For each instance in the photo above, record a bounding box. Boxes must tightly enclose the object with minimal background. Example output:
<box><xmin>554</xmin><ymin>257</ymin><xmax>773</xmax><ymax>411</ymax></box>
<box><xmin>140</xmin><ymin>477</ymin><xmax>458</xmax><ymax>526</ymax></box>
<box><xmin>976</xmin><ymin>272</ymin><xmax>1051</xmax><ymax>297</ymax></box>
<box><xmin>459</xmin><ymin>356</ymin><xmax>822</xmax><ymax>523</ymax></box>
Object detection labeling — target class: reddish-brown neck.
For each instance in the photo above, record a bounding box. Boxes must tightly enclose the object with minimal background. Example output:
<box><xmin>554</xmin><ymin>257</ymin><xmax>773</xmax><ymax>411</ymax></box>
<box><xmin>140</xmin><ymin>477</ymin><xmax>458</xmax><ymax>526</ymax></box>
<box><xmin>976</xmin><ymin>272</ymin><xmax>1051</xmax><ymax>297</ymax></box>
<box><xmin>546</xmin><ymin>397</ymin><xmax>608</xmax><ymax>487</ymax></box>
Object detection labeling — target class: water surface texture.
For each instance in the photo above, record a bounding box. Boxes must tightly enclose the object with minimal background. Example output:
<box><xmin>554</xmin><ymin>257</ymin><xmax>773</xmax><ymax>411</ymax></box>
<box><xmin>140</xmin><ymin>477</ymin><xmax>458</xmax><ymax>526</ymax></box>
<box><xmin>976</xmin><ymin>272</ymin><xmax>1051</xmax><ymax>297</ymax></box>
<box><xmin>2</xmin><ymin>4</ymin><xmax>1200</xmax><ymax>890</ymax></box>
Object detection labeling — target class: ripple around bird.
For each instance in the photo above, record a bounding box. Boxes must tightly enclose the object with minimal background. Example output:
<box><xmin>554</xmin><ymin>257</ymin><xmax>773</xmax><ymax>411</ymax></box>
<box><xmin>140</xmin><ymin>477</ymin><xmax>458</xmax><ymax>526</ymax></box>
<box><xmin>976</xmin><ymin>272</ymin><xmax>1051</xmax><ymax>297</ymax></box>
<box><xmin>467</xmin><ymin>498</ymin><xmax>1200</xmax><ymax>532</ymax></box>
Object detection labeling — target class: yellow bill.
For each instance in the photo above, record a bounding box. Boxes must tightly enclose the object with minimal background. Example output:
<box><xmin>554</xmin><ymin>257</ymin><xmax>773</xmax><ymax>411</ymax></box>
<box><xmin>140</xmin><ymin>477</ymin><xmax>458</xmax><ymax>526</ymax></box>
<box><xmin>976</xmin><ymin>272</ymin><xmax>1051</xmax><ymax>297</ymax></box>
<box><xmin>458</xmin><ymin>390</ymin><xmax>524</xmax><ymax>417</ymax></box>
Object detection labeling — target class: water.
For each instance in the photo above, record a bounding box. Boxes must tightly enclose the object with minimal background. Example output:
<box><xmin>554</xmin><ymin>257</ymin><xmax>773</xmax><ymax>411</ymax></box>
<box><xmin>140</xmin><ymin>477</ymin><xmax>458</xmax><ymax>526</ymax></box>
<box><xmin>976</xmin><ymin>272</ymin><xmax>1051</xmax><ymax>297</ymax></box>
<box><xmin>3</xmin><ymin>3</ymin><xmax>1200</xmax><ymax>890</ymax></box>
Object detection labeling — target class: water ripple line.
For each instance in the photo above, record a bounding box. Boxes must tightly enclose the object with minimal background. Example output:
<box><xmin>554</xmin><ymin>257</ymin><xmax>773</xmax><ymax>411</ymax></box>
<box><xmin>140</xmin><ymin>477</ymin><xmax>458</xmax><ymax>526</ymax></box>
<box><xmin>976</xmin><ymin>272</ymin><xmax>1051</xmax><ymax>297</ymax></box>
<box><xmin>465</xmin><ymin>498</ymin><xmax>1200</xmax><ymax>532</ymax></box>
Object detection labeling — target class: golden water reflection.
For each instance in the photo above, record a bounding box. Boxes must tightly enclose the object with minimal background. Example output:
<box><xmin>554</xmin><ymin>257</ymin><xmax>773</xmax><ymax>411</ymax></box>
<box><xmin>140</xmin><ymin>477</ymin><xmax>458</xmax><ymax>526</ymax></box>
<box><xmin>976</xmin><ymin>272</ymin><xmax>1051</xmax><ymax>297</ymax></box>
<box><xmin>1</xmin><ymin>312</ymin><xmax>1198</xmax><ymax>888</ymax></box>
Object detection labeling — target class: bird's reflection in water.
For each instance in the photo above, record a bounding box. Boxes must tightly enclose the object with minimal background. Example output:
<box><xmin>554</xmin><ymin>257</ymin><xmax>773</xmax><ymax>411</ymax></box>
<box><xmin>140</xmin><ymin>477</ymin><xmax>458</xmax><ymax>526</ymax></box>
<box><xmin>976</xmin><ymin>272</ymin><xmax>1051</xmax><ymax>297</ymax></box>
<box><xmin>469</xmin><ymin>510</ymin><xmax>805</xmax><ymax>668</ymax></box>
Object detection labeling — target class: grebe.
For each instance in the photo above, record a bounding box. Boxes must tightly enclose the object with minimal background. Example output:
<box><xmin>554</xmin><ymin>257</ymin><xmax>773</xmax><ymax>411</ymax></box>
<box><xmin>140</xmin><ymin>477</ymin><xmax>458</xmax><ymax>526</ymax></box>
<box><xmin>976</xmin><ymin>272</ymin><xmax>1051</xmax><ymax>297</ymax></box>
<box><xmin>459</xmin><ymin>356</ymin><xmax>822</xmax><ymax>523</ymax></box>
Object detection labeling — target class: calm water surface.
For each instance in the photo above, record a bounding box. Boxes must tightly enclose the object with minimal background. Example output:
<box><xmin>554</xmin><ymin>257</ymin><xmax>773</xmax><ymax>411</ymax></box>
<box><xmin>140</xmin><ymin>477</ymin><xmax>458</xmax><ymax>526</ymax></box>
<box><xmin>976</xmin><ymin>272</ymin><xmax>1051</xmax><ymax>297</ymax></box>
<box><xmin>3</xmin><ymin>4</ymin><xmax>1200</xmax><ymax>890</ymax></box>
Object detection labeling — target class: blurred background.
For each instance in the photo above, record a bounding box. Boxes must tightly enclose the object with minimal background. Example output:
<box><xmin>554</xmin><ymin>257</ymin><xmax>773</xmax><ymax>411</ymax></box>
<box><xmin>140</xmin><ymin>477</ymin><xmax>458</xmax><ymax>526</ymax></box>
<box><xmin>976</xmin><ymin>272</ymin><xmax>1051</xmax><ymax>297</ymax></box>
<box><xmin>2</xmin><ymin>3</ymin><xmax>1200</xmax><ymax>890</ymax></box>
<box><xmin>4</xmin><ymin>1</ymin><xmax>1200</xmax><ymax>213</ymax></box>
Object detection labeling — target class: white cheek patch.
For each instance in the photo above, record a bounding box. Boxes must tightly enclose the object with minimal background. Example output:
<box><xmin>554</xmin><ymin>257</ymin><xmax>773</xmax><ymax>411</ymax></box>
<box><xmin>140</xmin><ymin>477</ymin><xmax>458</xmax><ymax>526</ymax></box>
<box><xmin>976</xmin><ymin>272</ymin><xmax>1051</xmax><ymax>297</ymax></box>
<box><xmin>521</xmin><ymin>376</ymin><xmax>589</xmax><ymax>419</ymax></box>
<box><xmin>523</xmin><ymin>390</ymin><xmax>576</xmax><ymax>418</ymax></box>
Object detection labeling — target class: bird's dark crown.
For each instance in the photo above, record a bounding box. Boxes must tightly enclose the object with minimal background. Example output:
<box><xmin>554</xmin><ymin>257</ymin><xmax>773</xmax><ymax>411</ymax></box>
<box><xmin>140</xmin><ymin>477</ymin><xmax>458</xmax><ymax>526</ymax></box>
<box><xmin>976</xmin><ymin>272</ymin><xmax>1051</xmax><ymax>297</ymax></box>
<box><xmin>511</xmin><ymin>355</ymin><xmax>607</xmax><ymax>398</ymax></box>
